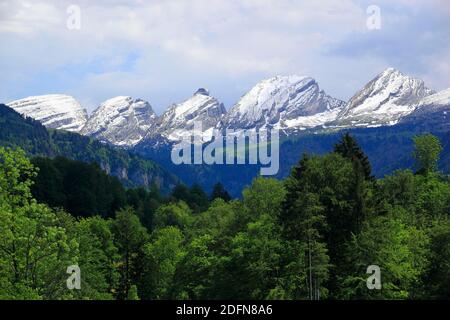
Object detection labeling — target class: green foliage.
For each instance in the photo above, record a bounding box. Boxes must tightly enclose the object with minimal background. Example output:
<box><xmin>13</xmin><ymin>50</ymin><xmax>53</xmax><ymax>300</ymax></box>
<box><xmin>126</xmin><ymin>186</ymin><xmax>162</xmax><ymax>230</ymax></box>
<box><xmin>31</xmin><ymin>157</ymin><xmax>126</xmax><ymax>218</ymax></box>
<box><xmin>413</xmin><ymin>133</ymin><xmax>443</xmax><ymax>174</ymax></box>
<box><xmin>142</xmin><ymin>227</ymin><xmax>185</xmax><ymax>299</ymax></box>
<box><xmin>281</xmin><ymin>152</ymin><xmax>366</xmax><ymax>296</ymax></box>
<box><xmin>31</xmin><ymin>156</ymin><xmax>164</xmax><ymax>230</ymax></box>
<box><xmin>111</xmin><ymin>207</ymin><xmax>149</xmax><ymax>299</ymax></box>
<box><xmin>127</xmin><ymin>285</ymin><xmax>140</xmax><ymax>300</ymax></box>
<box><xmin>171</xmin><ymin>234</ymin><xmax>221</xmax><ymax>299</ymax></box>
<box><xmin>0</xmin><ymin>147</ymin><xmax>36</xmax><ymax>206</ymax></box>
<box><xmin>423</xmin><ymin>220</ymin><xmax>450</xmax><ymax>299</ymax></box>
<box><xmin>1</xmin><ymin>133</ymin><xmax>449</xmax><ymax>300</ymax></box>
<box><xmin>334</xmin><ymin>133</ymin><xmax>373</xmax><ymax>181</ymax></box>
<box><xmin>193</xmin><ymin>198</ymin><xmax>236</xmax><ymax>239</ymax></box>
<box><xmin>71</xmin><ymin>216</ymin><xmax>119</xmax><ymax>299</ymax></box>
<box><xmin>339</xmin><ymin>211</ymin><xmax>429</xmax><ymax>299</ymax></box>
<box><xmin>378</xmin><ymin>170</ymin><xmax>450</xmax><ymax>226</ymax></box>
<box><xmin>153</xmin><ymin>201</ymin><xmax>193</xmax><ymax>231</ymax></box>
<box><xmin>171</xmin><ymin>184</ymin><xmax>210</xmax><ymax>213</ymax></box>
<box><xmin>0</xmin><ymin>147</ymin><xmax>75</xmax><ymax>299</ymax></box>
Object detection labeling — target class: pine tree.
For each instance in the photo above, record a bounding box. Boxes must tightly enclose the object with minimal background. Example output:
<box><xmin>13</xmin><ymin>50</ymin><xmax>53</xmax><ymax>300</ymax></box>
<box><xmin>334</xmin><ymin>133</ymin><xmax>373</xmax><ymax>181</ymax></box>
<box><xmin>210</xmin><ymin>183</ymin><xmax>232</xmax><ymax>202</ymax></box>
<box><xmin>334</xmin><ymin>133</ymin><xmax>374</xmax><ymax>232</ymax></box>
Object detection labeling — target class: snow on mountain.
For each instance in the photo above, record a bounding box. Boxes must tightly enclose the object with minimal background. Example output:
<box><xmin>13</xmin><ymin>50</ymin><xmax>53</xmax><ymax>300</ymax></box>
<box><xmin>222</xmin><ymin>75</ymin><xmax>345</xmax><ymax>131</ymax></box>
<box><xmin>7</xmin><ymin>94</ymin><xmax>88</xmax><ymax>132</ymax></box>
<box><xmin>336</xmin><ymin>68</ymin><xmax>435</xmax><ymax>127</ymax></box>
<box><xmin>399</xmin><ymin>88</ymin><xmax>450</xmax><ymax>127</ymax></box>
<box><xmin>150</xmin><ymin>88</ymin><xmax>226</xmax><ymax>142</ymax></box>
<box><xmin>81</xmin><ymin>96</ymin><xmax>156</xmax><ymax>146</ymax></box>
<box><xmin>8</xmin><ymin>68</ymin><xmax>447</xmax><ymax>148</ymax></box>
<box><xmin>415</xmin><ymin>88</ymin><xmax>450</xmax><ymax>109</ymax></box>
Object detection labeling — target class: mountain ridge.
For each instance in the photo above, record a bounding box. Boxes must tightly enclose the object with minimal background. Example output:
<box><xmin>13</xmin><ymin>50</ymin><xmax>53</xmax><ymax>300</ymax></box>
<box><xmin>0</xmin><ymin>103</ymin><xmax>179</xmax><ymax>193</ymax></box>
<box><xmin>5</xmin><ymin>68</ymin><xmax>450</xmax><ymax>147</ymax></box>
<box><xmin>81</xmin><ymin>96</ymin><xmax>157</xmax><ymax>146</ymax></box>
<box><xmin>7</xmin><ymin>94</ymin><xmax>88</xmax><ymax>132</ymax></box>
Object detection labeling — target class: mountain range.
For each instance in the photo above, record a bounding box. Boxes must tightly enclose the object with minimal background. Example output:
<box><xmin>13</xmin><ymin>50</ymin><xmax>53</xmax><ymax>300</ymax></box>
<box><xmin>7</xmin><ymin>68</ymin><xmax>449</xmax><ymax>147</ymax></box>
<box><xmin>0</xmin><ymin>104</ymin><xmax>179</xmax><ymax>193</ymax></box>
<box><xmin>4</xmin><ymin>67</ymin><xmax>450</xmax><ymax>196</ymax></box>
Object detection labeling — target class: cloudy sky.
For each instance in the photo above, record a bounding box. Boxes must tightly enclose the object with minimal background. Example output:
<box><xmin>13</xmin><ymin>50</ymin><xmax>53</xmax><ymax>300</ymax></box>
<box><xmin>1</xmin><ymin>0</ymin><xmax>450</xmax><ymax>114</ymax></box>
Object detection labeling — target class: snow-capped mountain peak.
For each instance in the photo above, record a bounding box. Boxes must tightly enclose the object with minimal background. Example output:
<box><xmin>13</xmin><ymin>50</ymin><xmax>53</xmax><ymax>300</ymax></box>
<box><xmin>81</xmin><ymin>96</ymin><xmax>156</xmax><ymax>146</ymax></box>
<box><xmin>223</xmin><ymin>75</ymin><xmax>345</xmax><ymax>130</ymax></box>
<box><xmin>151</xmin><ymin>89</ymin><xmax>226</xmax><ymax>141</ymax></box>
<box><xmin>7</xmin><ymin>94</ymin><xmax>88</xmax><ymax>132</ymax></box>
<box><xmin>336</xmin><ymin>68</ymin><xmax>435</xmax><ymax>126</ymax></box>
<box><xmin>8</xmin><ymin>68</ymin><xmax>447</xmax><ymax>148</ymax></box>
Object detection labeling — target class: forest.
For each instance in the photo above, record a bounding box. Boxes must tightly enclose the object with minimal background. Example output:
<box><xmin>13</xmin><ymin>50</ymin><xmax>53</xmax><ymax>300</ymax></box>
<box><xmin>0</xmin><ymin>133</ymin><xmax>448</xmax><ymax>300</ymax></box>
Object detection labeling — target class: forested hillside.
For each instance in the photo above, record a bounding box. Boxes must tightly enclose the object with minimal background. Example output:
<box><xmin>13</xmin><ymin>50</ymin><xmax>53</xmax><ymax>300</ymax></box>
<box><xmin>1</xmin><ymin>133</ymin><xmax>448</xmax><ymax>300</ymax></box>
<box><xmin>136</xmin><ymin>123</ymin><xmax>450</xmax><ymax>197</ymax></box>
<box><xmin>0</xmin><ymin>104</ymin><xmax>179</xmax><ymax>193</ymax></box>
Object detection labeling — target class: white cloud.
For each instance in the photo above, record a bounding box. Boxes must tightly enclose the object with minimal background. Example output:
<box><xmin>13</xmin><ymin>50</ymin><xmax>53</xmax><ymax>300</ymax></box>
<box><xmin>0</xmin><ymin>0</ymin><xmax>449</xmax><ymax>112</ymax></box>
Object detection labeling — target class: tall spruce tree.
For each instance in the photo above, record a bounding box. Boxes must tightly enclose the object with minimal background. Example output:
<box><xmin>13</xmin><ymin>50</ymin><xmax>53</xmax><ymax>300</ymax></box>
<box><xmin>334</xmin><ymin>133</ymin><xmax>375</xmax><ymax>232</ymax></box>
<box><xmin>334</xmin><ymin>133</ymin><xmax>373</xmax><ymax>181</ymax></box>
<box><xmin>210</xmin><ymin>182</ymin><xmax>232</xmax><ymax>202</ymax></box>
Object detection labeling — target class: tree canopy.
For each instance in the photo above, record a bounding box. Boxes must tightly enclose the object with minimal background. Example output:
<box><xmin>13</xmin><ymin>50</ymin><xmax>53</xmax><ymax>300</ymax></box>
<box><xmin>0</xmin><ymin>132</ymin><xmax>448</xmax><ymax>300</ymax></box>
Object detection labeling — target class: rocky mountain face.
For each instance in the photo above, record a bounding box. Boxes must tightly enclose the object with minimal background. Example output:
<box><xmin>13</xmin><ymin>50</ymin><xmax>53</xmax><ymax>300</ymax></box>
<box><xmin>400</xmin><ymin>88</ymin><xmax>450</xmax><ymax>131</ymax></box>
<box><xmin>222</xmin><ymin>75</ymin><xmax>345</xmax><ymax>131</ymax></box>
<box><xmin>6</xmin><ymin>68</ymin><xmax>449</xmax><ymax>147</ymax></box>
<box><xmin>333</xmin><ymin>68</ymin><xmax>435</xmax><ymax>127</ymax></box>
<box><xmin>147</xmin><ymin>88</ymin><xmax>226</xmax><ymax>142</ymax></box>
<box><xmin>81</xmin><ymin>96</ymin><xmax>156</xmax><ymax>146</ymax></box>
<box><xmin>409</xmin><ymin>88</ymin><xmax>450</xmax><ymax>115</ymax></box>
<box><xmin>7</xmin><ymin>94</ymin><xmax>88</xmax><ymax>132</ymax></box>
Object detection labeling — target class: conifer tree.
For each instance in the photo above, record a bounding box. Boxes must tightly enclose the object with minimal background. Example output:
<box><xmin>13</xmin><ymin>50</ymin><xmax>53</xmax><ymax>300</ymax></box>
<box><xmin>334</xmin><ymin>133</ymin><xmax>373</xmax><ymax>181</ymax></box>
<box><xmin>210</xmin><ymin>182</ymin><xmax>232</xmax><ymax>202</ymax></box>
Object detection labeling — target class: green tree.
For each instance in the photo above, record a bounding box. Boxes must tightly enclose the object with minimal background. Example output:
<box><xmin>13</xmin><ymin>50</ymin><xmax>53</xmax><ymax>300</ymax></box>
<box><xmin>422</xmin><ymin>219</ymin><xmax>450</xmax><ymax>299</ymax></box>
<box><xmin>0</xmin><ymin>147</ymin><xmax>76</xmax><ymax>299</ymax></box>
<box><xmin>142</xmin><ymin>226</ymin><xmax>185</xmax><ymax>299</ymax></box>
<box><xmin>378</xmin><ymin>170</ymin><xmax>450</xmax><ymax>227</ymax></box>
<box><xmin>153</xmin><ymin>201</ymin><xmax>193</xmax><ymax>232</ymax></box>
<box><xmin>171</xmin><ymin>184</ymin><xmax>209</xmax><ymax>213</ymax></box>
<box><xmin>219</xmin><ymin>178</ymin><xmax>287</xmax><ymax>299</ymax></box>
<box><xmin>242</xmin><ymin>177</ymin><xmax>286</xmax><ymax>223</ymax></box>
<box><xmin>193</xmin><ymin>198</ymin><xmax>236</xmax><ymax>239</ymax></box>
<box><xmin>334</xmin><ymin>133</ymin><xmax>373</xmax><ymax>181</ymax></box>
<box><xmin>281</xmin><ymin>152</ymin><xmax>374</xmax><ymax>297</ymax></box>
<box><xmin>210</xmin><ymin>182</ymin><xmax>231</xmax><ymax>202</ymax></box>
<box><xmin>111</xmin><ymin>207</ymin><xmax>149</xmax><ymax>299</ymax></box>
<box><xmin>72</xmin><ymin>216</ymin><xmax>119</xmax><ymax>299</ymax></box>
<box><xmin>338</xmin><ymin>210</ymin><xmax>429</xmax><ymax>299</ymax></box>
<box><xmin>413</xmin><ymin>134</ymin><xmax>442</xmax><ymax>174</ymax></box>
<box><xmin>171</xmin><ymin>234</ymin><xmax>220</xmax><ymax>299</ymax></box>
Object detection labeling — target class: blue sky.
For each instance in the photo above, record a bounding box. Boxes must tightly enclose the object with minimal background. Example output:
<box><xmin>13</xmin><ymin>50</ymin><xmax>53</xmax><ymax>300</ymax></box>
<box><xmin>1</xmin><ymin>0</ymin><xmax>450</xmax><ymax>114</ymax></box>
